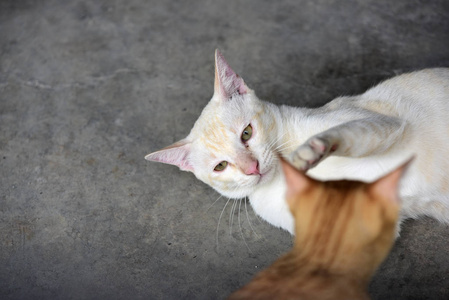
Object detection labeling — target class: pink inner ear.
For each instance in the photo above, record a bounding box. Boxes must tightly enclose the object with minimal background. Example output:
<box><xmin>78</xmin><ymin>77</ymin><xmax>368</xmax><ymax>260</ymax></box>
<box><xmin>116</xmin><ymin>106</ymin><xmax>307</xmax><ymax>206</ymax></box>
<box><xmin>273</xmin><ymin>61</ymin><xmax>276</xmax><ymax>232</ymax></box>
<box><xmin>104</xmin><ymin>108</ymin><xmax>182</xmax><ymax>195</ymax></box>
<box><xmin>214</xmin><ymin>50</ymin><xmax>247</xmax><ymax>99</ymax></box>
<box><xmin>238</xmin><ymin>82</ymin><xmax>247</xmax><ymax>94</ymax></box>
<box><xmin>145</xmin><ymin>141</ymin><xmax>194</xmax><ymax>172</ymax></box>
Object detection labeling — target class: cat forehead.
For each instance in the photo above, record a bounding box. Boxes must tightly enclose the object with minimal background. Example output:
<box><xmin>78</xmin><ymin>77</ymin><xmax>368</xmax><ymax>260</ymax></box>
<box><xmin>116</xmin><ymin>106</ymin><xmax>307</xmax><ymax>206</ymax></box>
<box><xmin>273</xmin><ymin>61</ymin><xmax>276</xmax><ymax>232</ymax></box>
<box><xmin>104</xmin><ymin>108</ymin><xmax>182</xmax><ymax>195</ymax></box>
<box><xmin>197</xmin><ymin>117</ymin><xmax>236</xmax><ymax>154</ymax></box>
<box><xmin>188</xmin><ymin>133</ymin><xmax>238</xmax><ymax>171</ymax></box>
<box><xmin>190</xmin><ymin>96</ymin><xmax>254</xmax><ymax>140</ymax></box>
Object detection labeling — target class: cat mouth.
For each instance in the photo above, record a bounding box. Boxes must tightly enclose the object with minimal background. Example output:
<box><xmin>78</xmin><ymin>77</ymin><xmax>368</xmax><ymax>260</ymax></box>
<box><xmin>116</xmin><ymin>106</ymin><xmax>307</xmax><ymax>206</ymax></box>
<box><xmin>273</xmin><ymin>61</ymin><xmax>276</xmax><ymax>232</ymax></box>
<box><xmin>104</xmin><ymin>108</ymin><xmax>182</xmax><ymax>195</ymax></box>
<box><xmin>256</xmin><ymin>174</ymin><xmax>264</xmax><ymax>184</ymax></box>
<box><xmin>256</xmin><ymin>167</ymin><xmax>273</xmax><ymax>184</ymax></box>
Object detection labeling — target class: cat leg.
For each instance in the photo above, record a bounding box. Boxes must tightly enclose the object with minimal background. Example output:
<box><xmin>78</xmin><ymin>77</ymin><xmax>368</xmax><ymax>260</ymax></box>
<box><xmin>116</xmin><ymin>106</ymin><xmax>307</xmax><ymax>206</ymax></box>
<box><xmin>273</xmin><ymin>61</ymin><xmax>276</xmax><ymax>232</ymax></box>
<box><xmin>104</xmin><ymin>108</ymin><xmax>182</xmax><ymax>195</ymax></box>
<box><xmin>290</xmin><ymin>116</ymin><xmax>408</xmax><ymax>171</ymax></box>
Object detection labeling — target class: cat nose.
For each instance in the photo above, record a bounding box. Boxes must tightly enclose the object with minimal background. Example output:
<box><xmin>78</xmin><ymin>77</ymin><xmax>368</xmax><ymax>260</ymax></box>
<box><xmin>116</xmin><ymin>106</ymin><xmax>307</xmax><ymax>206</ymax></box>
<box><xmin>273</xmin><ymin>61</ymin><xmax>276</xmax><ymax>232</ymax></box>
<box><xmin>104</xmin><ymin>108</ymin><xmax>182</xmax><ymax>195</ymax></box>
<box><xmin>244</xmin><ymin>160</ymin><xmax>260</xmax><ymax>175</ymax></box>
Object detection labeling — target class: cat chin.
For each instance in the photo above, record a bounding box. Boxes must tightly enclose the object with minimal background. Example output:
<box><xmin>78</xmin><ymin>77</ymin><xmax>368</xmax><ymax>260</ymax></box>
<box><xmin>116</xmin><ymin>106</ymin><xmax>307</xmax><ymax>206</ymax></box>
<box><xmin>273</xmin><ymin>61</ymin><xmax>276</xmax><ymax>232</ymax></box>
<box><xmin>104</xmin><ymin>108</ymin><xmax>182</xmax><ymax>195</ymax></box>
<box><xmin>214</xmin><ymin>188</ymin><xmax>254</xmax><ymax>200</ymax></box>
<box><xmin>212</xmin><ymin>180</ymin><xmax>259</xmax><ymax>199</ymax></box>
<box><xmin>213</xmin><ymin>170</ymin><xmax>277</xmax><ymax>199</ymax></box>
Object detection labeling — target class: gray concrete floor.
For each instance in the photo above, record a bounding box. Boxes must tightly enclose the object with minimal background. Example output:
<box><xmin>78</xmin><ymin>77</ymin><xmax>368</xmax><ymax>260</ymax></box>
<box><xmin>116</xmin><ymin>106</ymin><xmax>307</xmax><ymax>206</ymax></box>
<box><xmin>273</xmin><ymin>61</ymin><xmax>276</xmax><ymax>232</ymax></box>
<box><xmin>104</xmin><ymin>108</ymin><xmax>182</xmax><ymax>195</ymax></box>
<box><xmin>1</xmin><ymin>0</ymin><xmax>449</xmax><ymax>299</ymax></box>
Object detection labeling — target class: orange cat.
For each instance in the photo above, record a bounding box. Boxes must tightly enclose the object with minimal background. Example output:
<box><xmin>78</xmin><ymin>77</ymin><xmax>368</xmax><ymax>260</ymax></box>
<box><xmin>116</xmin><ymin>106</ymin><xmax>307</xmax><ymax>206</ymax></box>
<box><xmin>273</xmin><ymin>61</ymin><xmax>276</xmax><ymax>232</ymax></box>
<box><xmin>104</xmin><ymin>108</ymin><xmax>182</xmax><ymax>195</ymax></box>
<box><xmin>228</xmin><ymin>158</ymin><xmax>410</xmax><ymax>300</ymax></box>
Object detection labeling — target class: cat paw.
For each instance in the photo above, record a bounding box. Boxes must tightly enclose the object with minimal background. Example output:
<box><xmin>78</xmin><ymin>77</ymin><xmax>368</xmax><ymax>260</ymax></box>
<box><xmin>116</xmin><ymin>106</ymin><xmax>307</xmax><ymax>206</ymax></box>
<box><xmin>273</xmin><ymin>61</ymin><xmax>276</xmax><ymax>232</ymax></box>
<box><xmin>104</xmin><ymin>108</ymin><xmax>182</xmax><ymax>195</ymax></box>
<box><xmin>289</xmin><ymin>137</ymin><xmax>335</xmax><ymax>171</ymax></box>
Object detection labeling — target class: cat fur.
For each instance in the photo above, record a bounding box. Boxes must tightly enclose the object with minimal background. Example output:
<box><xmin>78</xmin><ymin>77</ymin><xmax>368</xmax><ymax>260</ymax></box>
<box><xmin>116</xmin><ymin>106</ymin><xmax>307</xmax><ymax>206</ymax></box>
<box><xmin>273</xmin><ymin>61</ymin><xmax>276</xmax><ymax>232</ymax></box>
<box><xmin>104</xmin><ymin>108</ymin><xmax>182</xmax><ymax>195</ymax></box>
<box><xmin>228</xmin><ymin>158</ymin><xmax>407</xmax><ymax>300</ymax></box>
<box><xmin>145</xmin><ymin>50</ymin><xmax>449</xmax><ymax>234</ymax></box>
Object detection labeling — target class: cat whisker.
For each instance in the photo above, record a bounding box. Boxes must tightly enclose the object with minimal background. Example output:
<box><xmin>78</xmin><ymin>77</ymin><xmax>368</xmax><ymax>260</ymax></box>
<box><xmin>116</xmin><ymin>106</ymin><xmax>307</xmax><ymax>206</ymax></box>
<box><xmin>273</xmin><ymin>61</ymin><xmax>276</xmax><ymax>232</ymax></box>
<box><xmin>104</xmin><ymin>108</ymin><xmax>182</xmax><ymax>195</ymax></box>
<box><xmin>274</xmin><ymin>131</ymin><xmax>290</xmax><ymax>147</ymax></box>
<box><xmin>269</xmin><ymin>130</ymin><xmax>288</xmax><ymax>146</ymax></box>
<box><xmin>274</xmin><ymin>145</ymin><xmax>291</xmax><ymax>153</ymax></box>
<box><xmin>274</xmin><ymin>140</ymin><xmax>293</xmax><ymax>153</ymax></box>
<box><xmin>272</xmin><ymin>132</ymin><xmax>291</xmax><ymax>146</ymax></box>
<box><xmin>265</xmin><ymin>133</ymin><xmax>288</xmax><ymax>153</ymax></box>
<box><xmin>245</xmin><ymin>196</ymin><xmax>259</xmax><ymax>238</ymax></box>
<box><xmin>238</xmin><ymin>198</ymin><xmax>252</xmax><ymax>252</ymax></box>
<box><xmin>206</xmin><ymin>194</ymin><xmax>224</xmax><ymax>212</ymax></box>
<box><xmin>216</xmin><ymin>197</ymin><xmax>232</xmax><ymax>251</ymax></box>
<box><xmin>265</xmin><ymin>138</ymin><xmax>278</xmax><ymax>151</ymax></box>
<box><xmin>271</xmin><ymin>147</ymin><xmax>292</xmax><ymax>162</ymax></box>
<box><xmin>265</xmin><ymin>157</ymin><xmax>280</xmax><ymax>168</ymax></box>
<box><xmin>229</xmin><ymin>199</ymin><xmax>238</xmax><ymax>237</ymax></box>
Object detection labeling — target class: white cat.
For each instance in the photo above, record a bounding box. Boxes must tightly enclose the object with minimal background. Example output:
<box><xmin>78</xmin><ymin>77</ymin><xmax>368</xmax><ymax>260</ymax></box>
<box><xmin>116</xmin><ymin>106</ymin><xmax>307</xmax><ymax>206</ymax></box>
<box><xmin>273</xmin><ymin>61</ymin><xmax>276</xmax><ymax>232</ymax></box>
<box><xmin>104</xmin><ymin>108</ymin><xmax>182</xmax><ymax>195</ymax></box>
<box><xmin>146</xmin><ymin>50</ymin><xmax>449</xmax><ymax>234</ymax></box>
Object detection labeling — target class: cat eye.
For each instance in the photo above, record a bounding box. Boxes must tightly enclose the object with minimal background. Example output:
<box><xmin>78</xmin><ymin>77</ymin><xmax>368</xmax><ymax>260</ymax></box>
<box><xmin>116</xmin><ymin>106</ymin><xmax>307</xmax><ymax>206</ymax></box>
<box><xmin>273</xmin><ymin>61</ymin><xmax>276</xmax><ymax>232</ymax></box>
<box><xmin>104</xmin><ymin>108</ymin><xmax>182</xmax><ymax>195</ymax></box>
<box><xmin>214</xmin><ymin>161</ymin><xmax>228</xmax><ymax>171</ymax></box>
<box><xmin>241</xmin><ymin>124</ymin><xmax>253</xmax><ymax>142</ymax></box>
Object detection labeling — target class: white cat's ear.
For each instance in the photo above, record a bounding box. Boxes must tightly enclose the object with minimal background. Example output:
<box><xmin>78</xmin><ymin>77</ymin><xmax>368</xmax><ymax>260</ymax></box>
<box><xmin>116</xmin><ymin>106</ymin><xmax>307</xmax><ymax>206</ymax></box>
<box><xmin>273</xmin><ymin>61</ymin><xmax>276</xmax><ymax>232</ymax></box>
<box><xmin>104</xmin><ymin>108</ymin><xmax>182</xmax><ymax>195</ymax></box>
<box><xmin>370</xmin><ymin>156</ymin><xmax>414</xmax><ymax>204</ymax></box>
<box><xmin>280</xmin><ymin>157</ymin><xmax>313</xmax><ymax>198</ymax></box>
<box><xmin>145</xmin><ymin>139</ymin><xmax>194</xmax><ymax>172</ymax></box>
<box><xmin>214</xmin><ymin>49</ymin><xmax>248</xmax><ymax>99</ymax></box>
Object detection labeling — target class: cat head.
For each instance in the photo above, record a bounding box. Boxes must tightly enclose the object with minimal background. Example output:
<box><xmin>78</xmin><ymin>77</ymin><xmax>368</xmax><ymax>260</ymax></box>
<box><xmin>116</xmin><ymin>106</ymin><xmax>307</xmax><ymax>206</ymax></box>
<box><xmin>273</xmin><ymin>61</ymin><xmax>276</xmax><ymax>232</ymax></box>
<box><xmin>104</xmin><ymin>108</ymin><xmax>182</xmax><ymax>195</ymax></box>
<box><xmin>145</xmin><ymin>50</ymin><xmax>280</xmax><ymax>198</ymax></box>
<box><xmin>280</xmin><ymin>158</ymin><xmax>411</xmax><ymax>278</ymax></box>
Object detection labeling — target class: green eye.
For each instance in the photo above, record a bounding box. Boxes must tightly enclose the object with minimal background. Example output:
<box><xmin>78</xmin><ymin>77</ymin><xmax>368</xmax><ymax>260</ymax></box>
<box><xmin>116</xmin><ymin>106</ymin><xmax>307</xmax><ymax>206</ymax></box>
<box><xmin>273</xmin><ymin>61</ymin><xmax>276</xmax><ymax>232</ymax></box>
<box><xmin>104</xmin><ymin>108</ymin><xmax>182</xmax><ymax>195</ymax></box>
<box><xmin>241</xmin><ymin>124</ymin><xmax>253</xmax><ymax>142</ymax></box>
<box><xmin>214</xmin><ymin>161</ymin><xmax>228</xmax><ymax>171</ymax></box>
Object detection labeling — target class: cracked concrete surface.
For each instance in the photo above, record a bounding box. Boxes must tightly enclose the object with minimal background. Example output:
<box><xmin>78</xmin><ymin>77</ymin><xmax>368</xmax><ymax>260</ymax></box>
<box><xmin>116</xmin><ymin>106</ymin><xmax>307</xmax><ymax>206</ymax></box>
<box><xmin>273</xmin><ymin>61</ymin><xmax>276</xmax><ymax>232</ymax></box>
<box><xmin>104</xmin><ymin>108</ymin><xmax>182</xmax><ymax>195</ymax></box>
<box><xmin>1</xmin><ymin>0</ymin><xmax>449</xmax><ymax>299</ymax></box>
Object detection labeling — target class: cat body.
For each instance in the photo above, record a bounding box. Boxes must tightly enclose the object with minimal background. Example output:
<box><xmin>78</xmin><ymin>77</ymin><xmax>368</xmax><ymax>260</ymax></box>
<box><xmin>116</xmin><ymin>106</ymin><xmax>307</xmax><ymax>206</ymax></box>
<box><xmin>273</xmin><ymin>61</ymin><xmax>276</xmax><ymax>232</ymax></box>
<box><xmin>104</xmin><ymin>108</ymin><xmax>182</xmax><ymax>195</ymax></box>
<box><xmin>228</xmin><ymin>159</ymin><xmax>406</xmax><ymax>300</ymax></box>
<box><xmin>146</xmin><ymin>50</ymin><xmax>449</xmax><ymax>234</ymax></box>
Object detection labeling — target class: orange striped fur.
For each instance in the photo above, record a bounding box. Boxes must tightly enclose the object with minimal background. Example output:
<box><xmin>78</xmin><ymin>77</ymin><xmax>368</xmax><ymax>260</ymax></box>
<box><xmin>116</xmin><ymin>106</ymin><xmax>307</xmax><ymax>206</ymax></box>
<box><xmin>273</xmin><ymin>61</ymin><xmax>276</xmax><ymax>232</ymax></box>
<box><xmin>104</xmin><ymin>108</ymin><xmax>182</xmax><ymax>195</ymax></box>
<box><xmin>229</xmin><ymin>159</ymin><xmax>409</xmax><ymax>300</ymax></box>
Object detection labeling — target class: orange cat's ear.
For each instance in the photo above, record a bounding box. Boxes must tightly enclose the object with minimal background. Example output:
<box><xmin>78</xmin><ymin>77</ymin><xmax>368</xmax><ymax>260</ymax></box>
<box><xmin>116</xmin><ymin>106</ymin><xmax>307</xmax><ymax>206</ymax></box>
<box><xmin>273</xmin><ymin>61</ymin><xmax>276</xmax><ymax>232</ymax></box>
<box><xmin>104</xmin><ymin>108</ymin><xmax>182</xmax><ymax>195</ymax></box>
<box><xmin>214</xmin><ymin>49</ymin><xmax>248</xmax><ymax>99</ymax></box>
<box><xmin>280</xmin><ymin>157</ymin><xmax>313</xmax><ymax>199</ymax></box>
<box><xmin>145</xmin><ymin>139</ymin><xmax>194</xmax><ymax>172</ymax></box>
<box><xmin>370</xmin><ymin>156</ymin><xmax>414</xmax><ymax>204</ymax></box>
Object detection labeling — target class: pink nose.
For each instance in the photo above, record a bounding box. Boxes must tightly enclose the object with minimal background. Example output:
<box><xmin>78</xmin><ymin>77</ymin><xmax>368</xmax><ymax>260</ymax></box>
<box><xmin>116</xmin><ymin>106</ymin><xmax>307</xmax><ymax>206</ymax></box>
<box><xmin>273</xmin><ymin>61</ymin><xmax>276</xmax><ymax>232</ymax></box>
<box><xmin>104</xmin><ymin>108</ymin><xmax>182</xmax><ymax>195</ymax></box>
<box><xmin>245</xmin><ymin>160</ymin><xmax>260</xmax><ymax>175</ymax></box>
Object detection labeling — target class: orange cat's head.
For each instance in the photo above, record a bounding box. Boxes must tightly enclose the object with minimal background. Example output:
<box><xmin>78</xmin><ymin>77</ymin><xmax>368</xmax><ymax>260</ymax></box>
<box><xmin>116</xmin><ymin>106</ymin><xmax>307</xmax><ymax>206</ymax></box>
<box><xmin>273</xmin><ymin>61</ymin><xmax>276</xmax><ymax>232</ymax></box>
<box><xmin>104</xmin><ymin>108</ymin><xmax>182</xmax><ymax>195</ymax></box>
<box><xmin>280</xmin><ymin>158</ymin><xmax>410</xmax><ymax>281</ymax></box>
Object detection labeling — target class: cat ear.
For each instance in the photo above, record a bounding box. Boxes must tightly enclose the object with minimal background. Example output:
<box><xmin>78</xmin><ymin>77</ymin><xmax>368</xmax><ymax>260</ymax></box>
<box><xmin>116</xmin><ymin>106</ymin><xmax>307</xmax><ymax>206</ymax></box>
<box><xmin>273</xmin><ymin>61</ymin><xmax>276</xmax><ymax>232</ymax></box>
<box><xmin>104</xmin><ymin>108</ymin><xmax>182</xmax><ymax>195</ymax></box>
<box><xmin>370</xmin><ymin>156</ymin><xmax>414</xmax><ymax>204</ymax></box>
<box><xmin>214</xmin><ymin>49</ymin><xmax>248</xmax><ymax>99</ymax></box>
<box><xmin>280</xmin><ymin>157</ymin><xmax>313</xmax><ymax>198</ymax></box>
<box><xmin>145</xmin><ymin>139</ymin><xmax>194</xmax><ymax>172</ymax></box>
